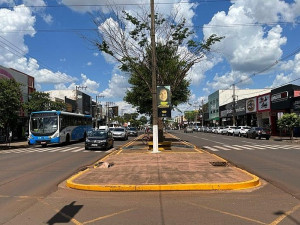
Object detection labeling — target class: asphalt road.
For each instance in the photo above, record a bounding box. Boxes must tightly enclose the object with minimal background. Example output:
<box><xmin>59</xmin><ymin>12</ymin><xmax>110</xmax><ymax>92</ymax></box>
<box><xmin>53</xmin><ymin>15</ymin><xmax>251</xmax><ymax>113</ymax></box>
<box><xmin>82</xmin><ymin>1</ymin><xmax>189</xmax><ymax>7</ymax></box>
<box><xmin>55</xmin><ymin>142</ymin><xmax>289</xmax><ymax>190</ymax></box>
<box><xmin>0</xmin><ymin>138</ymin><xmax>128</xmax><ymax>224</ymax></box>
<box><xmin>171</xmin><ymin>130</ymin><xmax>300</xmax><ymax>200</ymax></box>
<box><xmin>1</xmin><ymin>132</ymin><xmax>300</xmax><ymax>225</ymax></box>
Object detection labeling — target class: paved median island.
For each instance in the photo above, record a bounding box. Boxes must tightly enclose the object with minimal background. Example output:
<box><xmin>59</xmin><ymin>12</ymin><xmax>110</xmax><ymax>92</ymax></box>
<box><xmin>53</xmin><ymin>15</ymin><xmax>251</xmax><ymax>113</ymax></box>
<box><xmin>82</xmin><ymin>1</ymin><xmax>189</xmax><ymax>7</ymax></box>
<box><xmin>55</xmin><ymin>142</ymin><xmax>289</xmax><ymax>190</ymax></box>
<box><xmin>66</xmin><ymin>133</ymin><xmax>260</xmax><ymax>192</ymax></box>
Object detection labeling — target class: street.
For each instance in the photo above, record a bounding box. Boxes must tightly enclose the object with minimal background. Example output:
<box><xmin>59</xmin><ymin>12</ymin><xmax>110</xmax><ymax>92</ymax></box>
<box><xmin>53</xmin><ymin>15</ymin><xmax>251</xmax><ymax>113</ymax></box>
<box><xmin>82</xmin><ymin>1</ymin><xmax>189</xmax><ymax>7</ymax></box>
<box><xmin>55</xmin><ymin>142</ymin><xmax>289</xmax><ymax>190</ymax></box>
<box><xmin>172</xmin><ymin>130</ymin><xmax>300</xmax><ymax>200</ymax></box>
<box><xmin>0</xmin><ymin>132</ymin><xmax>300</xmax><ymax>225</ymax></box>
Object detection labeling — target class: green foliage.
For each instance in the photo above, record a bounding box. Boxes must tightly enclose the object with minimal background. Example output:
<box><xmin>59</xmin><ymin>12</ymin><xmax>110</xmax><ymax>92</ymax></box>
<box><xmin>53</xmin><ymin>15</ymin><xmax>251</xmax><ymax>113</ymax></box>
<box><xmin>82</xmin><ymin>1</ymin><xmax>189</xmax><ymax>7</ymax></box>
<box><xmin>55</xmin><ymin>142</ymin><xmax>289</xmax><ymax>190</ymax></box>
<box><xmin>95</xmin><ymin>10</ymin><xmax>224</xmax><ymax>117</ymax></box>
<box><xmin>0</xmin><ymin>78</ymin><xmax>23</xmax><ymax>132</ymax></box>
<box><xmin>124</xmin><ymin>43</ymin><xmax>190</xmax><ymax>115</ymax></box>
<box><xmin>277</xmin><ymin>113</ymin><xmax>300</xmax><ymax>139</ymax></box>
<box><xmin>184</xmin><ymin>111</ymin><xmax>197</xmax><ymax>122</ymax></box>
<box><xmin>139</xmin><ymin>116</ymin><xmax>148</xmax><ymax>125</ymax></box>
<box><xmin>24</xmin><ymin>91</ymin><xmax>66</xmax><ymax>113</ymax></box>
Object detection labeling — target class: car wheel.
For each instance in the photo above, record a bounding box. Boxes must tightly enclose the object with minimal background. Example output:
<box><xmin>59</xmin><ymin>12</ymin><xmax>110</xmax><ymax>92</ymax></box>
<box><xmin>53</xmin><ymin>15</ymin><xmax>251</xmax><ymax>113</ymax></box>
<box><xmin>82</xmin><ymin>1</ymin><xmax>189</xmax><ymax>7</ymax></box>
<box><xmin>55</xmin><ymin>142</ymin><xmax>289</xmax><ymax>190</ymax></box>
<box><xmin>258</xmin><ymin>136</ymin><xmax>261</xmax><ymax>140</ymax></box>
<box><xmin>85</xmin><ymin>146</ymin><xmax>89</xmax><ymax>150</ymax></box>
<box><xmin>239</xmin><ymin>133</ymin><xmax>241</xmax><ymax>137</ymax></box>
<box><xmin>266</xmin><ymin>137</ymin><xmax>269</xmax><ymax>140</ymax></box>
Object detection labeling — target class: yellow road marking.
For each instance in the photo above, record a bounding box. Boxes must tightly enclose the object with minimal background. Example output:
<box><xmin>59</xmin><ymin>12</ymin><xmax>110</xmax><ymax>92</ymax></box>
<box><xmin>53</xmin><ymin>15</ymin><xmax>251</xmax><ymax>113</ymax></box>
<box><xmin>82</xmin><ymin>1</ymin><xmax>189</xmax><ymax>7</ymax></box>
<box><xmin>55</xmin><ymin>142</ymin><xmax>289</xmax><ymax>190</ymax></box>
<box><xmin>38</xmin><ymin>198</ymin><xmax>83</xmax><ymax>225</ymax></box>
<box><xmin>269</xmin><ymin>204</ymin><xmax>300</xmax><ymax>225</ymax></box>
<box><xmin>83</xmin><ymin>208</ymin><xmax>135</xmax><ymax>224</ymax></box>
<box><xmin>187</xmin><ymin>201</ymin><xmax>267</xmax><ymax>224</ymax></box>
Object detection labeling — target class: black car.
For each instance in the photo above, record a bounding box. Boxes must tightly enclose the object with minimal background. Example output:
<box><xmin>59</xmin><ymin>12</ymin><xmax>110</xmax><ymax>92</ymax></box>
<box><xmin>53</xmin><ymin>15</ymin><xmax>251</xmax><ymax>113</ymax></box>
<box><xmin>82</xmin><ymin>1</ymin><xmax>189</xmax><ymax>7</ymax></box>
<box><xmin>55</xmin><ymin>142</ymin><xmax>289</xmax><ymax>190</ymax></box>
<box><xmin>246</xmin><ymin>127</ymin><xmax>271</xmax><ymax>140</ymax></box>
<box><xmin>127</xmin><ymin>127</ymin><xmax>138</xmax><ymax>137</ymax></box>
<box><xmin>85</xmin><ymin>130</ymin><xmax>114</xmax><ymax>150</ymax></box>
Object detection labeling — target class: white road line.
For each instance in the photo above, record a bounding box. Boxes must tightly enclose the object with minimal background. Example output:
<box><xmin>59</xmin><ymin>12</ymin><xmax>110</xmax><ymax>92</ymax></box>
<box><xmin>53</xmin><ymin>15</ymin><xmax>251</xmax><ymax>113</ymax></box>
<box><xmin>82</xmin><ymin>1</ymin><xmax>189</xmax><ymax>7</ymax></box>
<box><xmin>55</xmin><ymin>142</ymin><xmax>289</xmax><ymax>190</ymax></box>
<box><xmin>213</xmin><ymin>145</ymin><xmax>231</xmax><ymax>151</ymax></box>
<box><xmin>196</xmin><ymin>136</ymin><xmax>224</xmax><ymax>145</ymax></box>
<box><xmin>61</xmin><ymin>148</ymin><xmax>75</xmax><ymax>152</ymax></box>
<box><xmin>203</xmin><ymin>146</ymin><xmax>219</xmax><ymax>151</ymax></box>
<box><xmin>232</xmin><ymin>145</ymin><xmax>253</xmax><ymax>150</ymax></box>
<box><xmin>72</xmin><ymin>148</ymin><xmax>85</xmax><ymax>152</ymax></box>
<box><xmin>241</xmin><ymin>141</ymin><xmax>256</xmax><ymax>144</ymax></box>
<box><xmin>223</xmin><ymin>145</ymin><xmax>243</xmax><ymax>150</ymax></box>
<box><xmin>243</xmin><ymin>145</ymin><xmax>266</xmax><ymax>150</ymax></box>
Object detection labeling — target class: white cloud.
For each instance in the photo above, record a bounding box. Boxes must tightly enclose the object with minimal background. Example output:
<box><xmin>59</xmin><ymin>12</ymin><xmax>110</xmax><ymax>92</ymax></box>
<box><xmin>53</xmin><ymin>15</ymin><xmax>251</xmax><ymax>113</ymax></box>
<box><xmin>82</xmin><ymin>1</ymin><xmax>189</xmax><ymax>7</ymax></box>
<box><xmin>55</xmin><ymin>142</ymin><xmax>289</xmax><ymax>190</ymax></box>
<box><xmin>93</xmin><ymin>52</ymin><xmax>99</xmax><ymax>57</ymax></box>
<box><xmin>86</xmin><ymin>61</ymin><xmax>92</xmax><ymax>66</ymax></box>
<box><xmin>270</xmin><ymin>52</ymin><xmax>300</xmax><ymax>87</ymax></box>
<box><xmin>54</xmin><ymin>73</ymin><xmax>100</xmax><ymax>95</ymax></box>
<box><xmin>115</xmin><ymin>101</ymin><xmax>136</xmax><ymax>115</ymax></box>
<box><xmin>23</xmin><ymin>0</ymin><xmax>53</xmax><ymax>24</ymax></box>
<box><xmin>0</xmin><ymin>4</ymin><xmax>77</xmax><ymax>87</ymax></box>
<box><xmin>100</xmin><ymin>73</ymin><xmax>130</xmax><ymax>99</ymax></box>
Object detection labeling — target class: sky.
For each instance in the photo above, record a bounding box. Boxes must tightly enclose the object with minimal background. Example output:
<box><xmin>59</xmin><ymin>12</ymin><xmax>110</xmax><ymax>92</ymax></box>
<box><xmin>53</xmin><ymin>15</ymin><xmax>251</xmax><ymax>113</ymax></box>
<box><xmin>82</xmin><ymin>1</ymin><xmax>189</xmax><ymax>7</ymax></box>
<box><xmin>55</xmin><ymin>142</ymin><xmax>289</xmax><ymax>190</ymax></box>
<box><xmin>0</xmin><ymin>0</ymin><xmax>300</xmax><ymax>117</ymax></box>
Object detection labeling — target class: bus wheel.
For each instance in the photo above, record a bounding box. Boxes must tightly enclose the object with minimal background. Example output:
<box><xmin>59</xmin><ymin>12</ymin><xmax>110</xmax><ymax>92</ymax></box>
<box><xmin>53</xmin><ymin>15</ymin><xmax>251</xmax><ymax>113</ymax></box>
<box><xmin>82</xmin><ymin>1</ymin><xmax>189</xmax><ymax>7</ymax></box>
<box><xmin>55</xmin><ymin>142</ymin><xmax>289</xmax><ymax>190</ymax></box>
<box><xmin>66</xmin><ymin>134</ymin><xmax>70</xmax><ymax>145</ymax></box>
<box><xmin>42</xmin><ymin>144</ymin><xmax>47</xmax><ymax>148</ymax></box>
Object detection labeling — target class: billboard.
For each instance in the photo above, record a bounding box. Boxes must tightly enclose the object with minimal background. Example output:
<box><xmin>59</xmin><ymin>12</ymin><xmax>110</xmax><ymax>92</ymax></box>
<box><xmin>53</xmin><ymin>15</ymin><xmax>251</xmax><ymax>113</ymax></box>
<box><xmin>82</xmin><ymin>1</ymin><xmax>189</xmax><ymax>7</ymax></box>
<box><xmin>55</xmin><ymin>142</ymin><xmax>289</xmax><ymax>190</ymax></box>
<box><xmin>257</xmin><ymin>93</ymin><xmax>271</xmax><ymax>112</ymax></box>
<box><xmin>246</xmin><ymin>97</ymin><xmax>257</xmax><ymax>113</ymax></box>
<box><xmin>157</xmin><ymin>85</ymin><xmax>171</xmax><ymax>108</ymax></box>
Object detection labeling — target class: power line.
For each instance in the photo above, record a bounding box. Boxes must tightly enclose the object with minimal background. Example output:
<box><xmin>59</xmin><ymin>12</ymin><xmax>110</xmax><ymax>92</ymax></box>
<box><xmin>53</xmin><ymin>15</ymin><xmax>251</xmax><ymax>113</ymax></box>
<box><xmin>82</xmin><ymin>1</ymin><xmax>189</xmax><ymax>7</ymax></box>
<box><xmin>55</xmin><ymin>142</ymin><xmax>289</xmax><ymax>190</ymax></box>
<box><xmin>0</xmin><ymin>35</ymin><xmax>75</xmax><ymax>84</ymax></box>
<box><xmin>0</xmin><ymin>1</ymin><xmax>233</xmax><ymax>9</ymax></box>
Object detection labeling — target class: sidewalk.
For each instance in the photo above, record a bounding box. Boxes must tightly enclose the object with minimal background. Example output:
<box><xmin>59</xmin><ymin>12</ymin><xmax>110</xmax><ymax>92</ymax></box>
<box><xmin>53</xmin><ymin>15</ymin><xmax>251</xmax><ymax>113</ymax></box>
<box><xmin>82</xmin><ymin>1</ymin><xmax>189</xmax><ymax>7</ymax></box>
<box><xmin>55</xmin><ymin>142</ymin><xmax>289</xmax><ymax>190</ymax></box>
<box><xmin>0</xmin><ymin>140</ymin><xmax>28</xmax><ymax>150</ymax></box>
<box><xmin>66</xmin><ymin>133</ymin><xmax>260</xmax><ymax>192</ymax></box>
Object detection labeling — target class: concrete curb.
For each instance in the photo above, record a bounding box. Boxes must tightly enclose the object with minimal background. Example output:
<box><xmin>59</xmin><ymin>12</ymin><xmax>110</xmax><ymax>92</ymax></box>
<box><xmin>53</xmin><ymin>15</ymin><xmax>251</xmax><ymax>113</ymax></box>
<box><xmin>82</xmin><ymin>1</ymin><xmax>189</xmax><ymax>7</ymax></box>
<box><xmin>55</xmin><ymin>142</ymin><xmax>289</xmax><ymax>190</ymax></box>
<box><xmin>65</xmin><ymin>167</ymin><xmax>260</xmax><ymax>192</ymax></box>
<box><xmin>66</xmin><ymin>134</ymin><xmax>261</xmax><ymax>192</ymax></box>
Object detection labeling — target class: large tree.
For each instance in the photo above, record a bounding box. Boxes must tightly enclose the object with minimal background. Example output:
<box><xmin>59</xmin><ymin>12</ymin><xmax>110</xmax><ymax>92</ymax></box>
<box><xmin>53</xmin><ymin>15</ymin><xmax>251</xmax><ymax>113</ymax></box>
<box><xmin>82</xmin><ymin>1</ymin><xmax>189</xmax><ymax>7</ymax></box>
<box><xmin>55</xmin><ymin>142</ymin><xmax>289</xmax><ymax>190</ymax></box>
<box><xmin>0</xmin><ymin>78</ymin><xmax>23</xmax><ymax>137</ymax></box>
<box><xmin>24</xmin><ymin>91</ymin><xmax>66</xmax><ymax>113</ymax></box>
<box><xmin>93</xmin><ymin>8</ymin><xmax>223</xmax><ymax>115</ymax></box>
<box><xmin>277</xmin><ymin>113</ymin><xmax>300</xmax><ymax>140</ymax></box>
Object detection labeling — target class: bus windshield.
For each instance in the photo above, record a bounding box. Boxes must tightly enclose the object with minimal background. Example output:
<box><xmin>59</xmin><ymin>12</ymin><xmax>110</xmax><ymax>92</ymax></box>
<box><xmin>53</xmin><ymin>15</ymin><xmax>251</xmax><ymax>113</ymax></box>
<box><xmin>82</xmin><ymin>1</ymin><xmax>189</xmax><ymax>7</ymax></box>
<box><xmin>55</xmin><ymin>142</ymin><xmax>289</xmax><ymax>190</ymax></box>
<box><xmin>30</xmin><ymin>115</ymin><xmax>58</xmax><ymax>136</ymax></box>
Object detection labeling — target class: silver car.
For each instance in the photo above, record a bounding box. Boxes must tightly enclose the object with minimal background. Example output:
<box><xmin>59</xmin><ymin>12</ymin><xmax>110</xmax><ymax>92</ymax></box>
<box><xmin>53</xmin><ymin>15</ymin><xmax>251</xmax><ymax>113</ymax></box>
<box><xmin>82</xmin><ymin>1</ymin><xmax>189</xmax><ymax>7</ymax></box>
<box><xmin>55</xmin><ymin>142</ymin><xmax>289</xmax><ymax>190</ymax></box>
<box><xmin>111</xmin><ymin>127</ymin><xmax>128</xmax><ymax>140</ymax></box>
<box><xmin>233</xmin><ymin>126</ymin><xmax>251</xmax><ymax>137</ymax></box>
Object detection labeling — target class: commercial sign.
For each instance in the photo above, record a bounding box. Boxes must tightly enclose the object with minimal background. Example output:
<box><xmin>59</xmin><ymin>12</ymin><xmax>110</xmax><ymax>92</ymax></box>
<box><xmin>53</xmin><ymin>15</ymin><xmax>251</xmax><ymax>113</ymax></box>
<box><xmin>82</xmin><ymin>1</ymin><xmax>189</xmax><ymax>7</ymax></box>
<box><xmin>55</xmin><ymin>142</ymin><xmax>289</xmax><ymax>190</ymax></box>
<box><xmin>257</xmin><ymin>93</ymin><xmax>271</xmax><ymax>112</ymax></box>
<box><xmin>157</xmin><ymin>85</ymin><xmax>171</xmax><ymax>108</ymax></box>
<box><xmin>271</xmin><ymin>91</ymin><xmax>288</xmax><ymax>102</ymax></box>
<box><xmin>246</xmin><ymin>97</ymin><xmax>257</xmax><ymax>113</ymax></box>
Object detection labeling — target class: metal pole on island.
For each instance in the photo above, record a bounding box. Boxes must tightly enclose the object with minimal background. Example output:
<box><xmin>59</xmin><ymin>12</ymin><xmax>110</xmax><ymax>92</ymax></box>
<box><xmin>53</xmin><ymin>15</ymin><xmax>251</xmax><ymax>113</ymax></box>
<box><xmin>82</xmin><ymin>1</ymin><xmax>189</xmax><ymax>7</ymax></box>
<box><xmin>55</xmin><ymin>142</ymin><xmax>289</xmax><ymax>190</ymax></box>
<box><xmin>150</xmin><ymin>0</ymin><xmax>159</xmax><ymax>153</ymax></box>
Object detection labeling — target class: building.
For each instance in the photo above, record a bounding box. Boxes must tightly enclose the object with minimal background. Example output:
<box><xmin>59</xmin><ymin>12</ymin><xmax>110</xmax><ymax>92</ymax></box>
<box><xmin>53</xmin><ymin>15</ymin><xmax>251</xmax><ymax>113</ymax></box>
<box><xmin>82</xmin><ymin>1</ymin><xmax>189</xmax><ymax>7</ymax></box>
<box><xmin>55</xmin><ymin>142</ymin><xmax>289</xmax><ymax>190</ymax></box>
<box><xmin>46</xmin><ymin>90</ymin><xmax>92</xmax><ymax>115</ymax></box>
<box><xmin>0</xmin><ymin>65</ymin><xmax>35</xmax><ymax>140</ymax></box>
<box><xmin>208</xmin><ymin>89</ymin><xmax>270</xmax><ymax>126</ymax></box>
<box><xmin>270</xmin><ymin>84</ymin><xmax>300</xmax><ymax>136</ymax></box>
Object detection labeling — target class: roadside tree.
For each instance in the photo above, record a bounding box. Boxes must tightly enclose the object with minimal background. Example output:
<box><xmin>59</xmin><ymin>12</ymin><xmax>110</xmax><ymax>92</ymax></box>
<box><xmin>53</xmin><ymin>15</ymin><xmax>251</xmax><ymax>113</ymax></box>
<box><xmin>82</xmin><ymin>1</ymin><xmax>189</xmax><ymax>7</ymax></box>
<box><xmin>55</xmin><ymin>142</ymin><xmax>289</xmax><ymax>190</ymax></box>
<box><xmin>277</xmin><ymin>113</ymin><xmax>300</xmax><ymax>140</ymax></box>
<box><xmin>0</xmin><ymin>78</ymin><xmax>23</xmax><ymax>140</ymax></box>
<box><xmin>24</xmin><ymin>91</ymin><xmax>66</xmax><ymax>113</ymax></box>
<box><xmin>93</xmin><ymin>9</ymin><xmax>223</xmax><ymax>115</ymax></box>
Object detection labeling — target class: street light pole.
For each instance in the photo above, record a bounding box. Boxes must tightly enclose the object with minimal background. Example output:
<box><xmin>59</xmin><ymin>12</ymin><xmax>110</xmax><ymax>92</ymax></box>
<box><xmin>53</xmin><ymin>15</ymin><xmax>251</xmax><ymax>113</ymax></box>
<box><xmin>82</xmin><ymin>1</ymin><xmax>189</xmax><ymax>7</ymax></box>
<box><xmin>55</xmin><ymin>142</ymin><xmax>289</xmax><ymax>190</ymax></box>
<box><xmin>95</xmin><ymin>95</ymin><xmax>104</xmax><ymax>129</ymax></box>
<box><xmin>150</xmin><ymin>0</ymin><xmax>159</xmax><ymax>153</ymax></box>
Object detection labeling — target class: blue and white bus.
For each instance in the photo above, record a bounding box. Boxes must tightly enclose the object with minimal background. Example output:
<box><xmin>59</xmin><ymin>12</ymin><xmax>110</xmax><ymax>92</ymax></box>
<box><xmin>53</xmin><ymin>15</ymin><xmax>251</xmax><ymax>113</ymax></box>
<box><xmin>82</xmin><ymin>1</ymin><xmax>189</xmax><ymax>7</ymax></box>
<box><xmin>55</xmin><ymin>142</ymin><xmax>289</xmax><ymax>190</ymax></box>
<box><xmin>28</xmin><ymin>111</ymin><xmax>92</xmax><ymax>147</ymax></box>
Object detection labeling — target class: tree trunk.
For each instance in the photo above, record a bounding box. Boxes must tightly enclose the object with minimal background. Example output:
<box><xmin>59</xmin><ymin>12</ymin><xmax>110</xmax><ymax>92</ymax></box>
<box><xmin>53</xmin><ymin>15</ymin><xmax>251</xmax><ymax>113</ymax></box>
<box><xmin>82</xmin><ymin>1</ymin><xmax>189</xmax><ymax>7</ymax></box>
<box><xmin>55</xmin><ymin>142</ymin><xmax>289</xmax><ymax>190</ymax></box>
<box><xmin>158</xmin><ymin>118</ymin><xmax>164</xmax><ymax>142</ymax></box>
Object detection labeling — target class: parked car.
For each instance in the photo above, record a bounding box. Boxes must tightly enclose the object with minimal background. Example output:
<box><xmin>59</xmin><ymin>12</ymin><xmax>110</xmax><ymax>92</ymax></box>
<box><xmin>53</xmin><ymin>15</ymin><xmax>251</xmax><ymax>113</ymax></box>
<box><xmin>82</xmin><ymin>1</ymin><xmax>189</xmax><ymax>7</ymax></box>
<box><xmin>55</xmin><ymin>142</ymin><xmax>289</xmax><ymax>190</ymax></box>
<box><xmin>184</xmin><ymin>126</ymin><xmax>193</xmax><ymax>133</ymax></box>
<box><xmin>233</xmin><ymin>126</ymin><xmax>251</xmax><ymax>137</ymax></box>
<box><xmin>205</xmin><ymin>127</ymin><xmax>213</xmax><ymax>133</ymax></box>
<box><xmin>85</xmin><ymin>130</ymin><xmax>114</xmax><ymax>150</ymax></box>
<box><xmin>127</xmin><ymin>127</ymin><xmax>138</xmax><ymax>137</ymax></box>
<box><xmin>111</xmin><ymin>127</ymin><xmax>128</xmax><ymax>140</ymax></box>
<box><xmin>214</xmin><ymin>127</ymin><xmax>224</xmax><ymax>134</ymax></box>
<box><xmin>246</xmin><ymin>127</ymin><xmax>271</xmax><ymax>140</ymax></box>
<box><xmin>224</xmin><ymin>126</ymin><xmax>237</xmax><ymax>135</ymax></box>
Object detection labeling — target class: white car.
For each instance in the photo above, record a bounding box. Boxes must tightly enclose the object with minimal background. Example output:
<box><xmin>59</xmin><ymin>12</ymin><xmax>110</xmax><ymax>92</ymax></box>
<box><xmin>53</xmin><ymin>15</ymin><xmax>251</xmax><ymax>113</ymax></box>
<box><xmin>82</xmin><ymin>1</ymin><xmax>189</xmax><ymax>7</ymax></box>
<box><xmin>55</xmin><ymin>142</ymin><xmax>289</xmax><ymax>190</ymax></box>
<box><xmin>214</xmin><ymin>127</ymin><xmax>224</xmax><ymax>134</ymax></box>
<box><xmin>224</xmin><ymin>126</ymin><xmax>237</xmax><ymax>135</ymax></box>
<box><xmin>233</xmin><ymin>126</ymin><xmax>251</xmax><ymax>137</ymax></box>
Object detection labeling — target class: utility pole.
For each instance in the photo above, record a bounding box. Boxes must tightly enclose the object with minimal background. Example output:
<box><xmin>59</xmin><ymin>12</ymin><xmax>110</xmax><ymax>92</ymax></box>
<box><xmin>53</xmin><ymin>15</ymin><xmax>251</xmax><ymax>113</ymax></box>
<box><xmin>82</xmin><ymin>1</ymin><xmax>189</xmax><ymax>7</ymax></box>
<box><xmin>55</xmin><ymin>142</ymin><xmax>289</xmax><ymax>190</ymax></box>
<box><xmin>232</xmin><ymin>84</ymin><xmax>236</xmax><ymax>126</ymax></box>
<box><xmin>201</xmin><ymin>99</ymin><xmax>204</xmax><ymax>127</ymax></box>
<box><xmin>75</xmin><ymin>86</ymin><xmax>87</xmax><ymax>114</ymax></box>
<box><xmin>150</xmin><ymin>0</ymin><xmax>159</xmax><ymax>153</ymax></box>
<box><xmin>95</xmin><ymin>95</ymin><xmax>104</xmax><ymax>129</ymax></box>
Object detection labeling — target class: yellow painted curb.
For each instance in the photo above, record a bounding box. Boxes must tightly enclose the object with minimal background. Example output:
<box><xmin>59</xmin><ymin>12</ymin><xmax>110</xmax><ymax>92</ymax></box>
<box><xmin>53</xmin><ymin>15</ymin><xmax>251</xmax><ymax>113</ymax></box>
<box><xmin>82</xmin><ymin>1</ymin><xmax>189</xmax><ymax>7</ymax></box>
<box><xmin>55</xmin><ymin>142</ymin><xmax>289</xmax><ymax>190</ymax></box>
<box><xmin>66</xmin><ymin>169</ymin><xmax>260</xmax><ymax>192</ymax></box>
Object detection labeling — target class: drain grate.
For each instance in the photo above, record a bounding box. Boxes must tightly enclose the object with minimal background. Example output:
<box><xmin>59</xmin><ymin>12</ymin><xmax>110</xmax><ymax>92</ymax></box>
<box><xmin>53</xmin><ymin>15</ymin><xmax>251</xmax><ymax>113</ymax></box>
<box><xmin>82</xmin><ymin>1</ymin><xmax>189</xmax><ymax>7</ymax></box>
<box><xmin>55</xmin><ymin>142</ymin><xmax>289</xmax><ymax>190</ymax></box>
<box><xmin>209</xmin><ymin>161</ymin><xmax>229</xmax><ymax>167</ymax></box>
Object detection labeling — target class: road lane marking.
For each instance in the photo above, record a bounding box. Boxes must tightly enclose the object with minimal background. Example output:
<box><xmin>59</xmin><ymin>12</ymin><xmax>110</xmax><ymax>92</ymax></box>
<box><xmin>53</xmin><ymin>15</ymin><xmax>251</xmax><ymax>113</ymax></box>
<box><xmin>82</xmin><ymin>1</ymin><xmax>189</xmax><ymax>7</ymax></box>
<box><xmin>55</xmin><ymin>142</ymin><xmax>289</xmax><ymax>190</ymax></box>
<box><xmin>213</xmin><ymin>145</ymin><xmax>231</xmax><ymax>151</ymax></box>
<box><xmin>203</xmin><ymin>146</ymin><xmax>219</xmax><ymax>151</ymax></box>
<box><xmin>223</xmin><ymin>145</ymin><xmax>243</xmax><ymax>150</ymax></box>
<box><xmin>269</xmin><ymin>203</ymin><xmax>300</xmax><ymax>225</ymax></box>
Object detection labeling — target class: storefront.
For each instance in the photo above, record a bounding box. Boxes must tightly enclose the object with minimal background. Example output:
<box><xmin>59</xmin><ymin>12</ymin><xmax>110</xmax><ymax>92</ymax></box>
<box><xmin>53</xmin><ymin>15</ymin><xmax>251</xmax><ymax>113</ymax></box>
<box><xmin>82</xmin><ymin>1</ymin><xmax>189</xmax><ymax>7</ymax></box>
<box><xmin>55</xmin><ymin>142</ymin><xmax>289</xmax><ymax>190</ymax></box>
<box><xmin>245</xmin><ymin>97</ymin><xmax>258</xmax><ymax>126</ymax></box>
<box><xmin>220</xmin><ymin>104</ymin><xmax>233</xmax><ymax>126</ymax></box>
<box><xmin>256</xmin><ymin>93</ymin><xmax>271</xmax><ymax>128</ymax></box>
<box><xmin>270</xmin><ymin>84</ymin><xmax>300</xmax><ymax>136</ymax></box>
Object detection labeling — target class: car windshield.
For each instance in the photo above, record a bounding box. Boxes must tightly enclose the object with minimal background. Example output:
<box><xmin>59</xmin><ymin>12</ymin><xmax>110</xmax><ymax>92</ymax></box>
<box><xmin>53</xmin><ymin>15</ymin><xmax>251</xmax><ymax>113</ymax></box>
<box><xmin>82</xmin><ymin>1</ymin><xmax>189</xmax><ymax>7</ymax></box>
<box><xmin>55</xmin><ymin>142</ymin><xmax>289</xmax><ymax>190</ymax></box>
<box><xmin>129</xmin><ymin>127</ymin><xmax>137</xmax><ymax>131</ymax></box>
<box><xmin>114</xmin><ymin>128</ymin><xmax>125</xmax><ymax>132</ymax></box>
<box><xmin>88</xmin><ymin>131</ymin><xmax>107</xmax><ymax>139</ymax></box>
